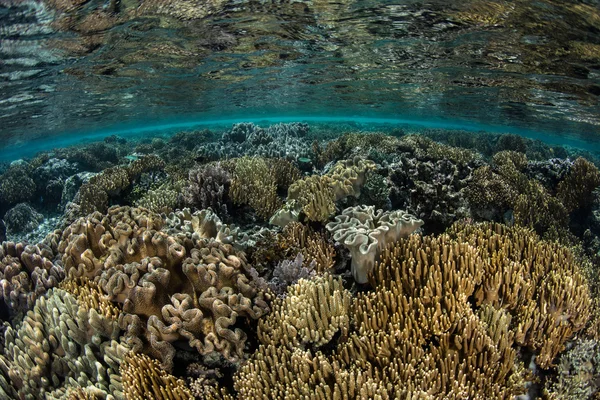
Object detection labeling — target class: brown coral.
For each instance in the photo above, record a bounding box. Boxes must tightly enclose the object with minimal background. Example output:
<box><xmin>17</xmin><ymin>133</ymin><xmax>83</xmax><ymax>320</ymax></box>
<box><xmin>230</xmin><ymin>157</ymin><xmax>282</xmax><ymax>220</ymax></box>
<box><xmin>121</xmin><ymin>352</ymin><xmax>192</xmax><ymax>400</ymax></box>
<box><xmin>448</xmin><ymin>221</ymin><xmax>592</xmax><ymax>368</ymax></box>
<box><xmin>557</xmin><ymin>157</ymin><xmax>600</xmax><ymax>212</ymax></box>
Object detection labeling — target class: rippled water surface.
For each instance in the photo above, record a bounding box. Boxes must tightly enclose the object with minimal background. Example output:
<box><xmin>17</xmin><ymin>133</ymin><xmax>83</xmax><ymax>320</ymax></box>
<box><xmin>1</xmin><ymin>0</ymin><xmax>600</xmax><ymax>150</ymax></box>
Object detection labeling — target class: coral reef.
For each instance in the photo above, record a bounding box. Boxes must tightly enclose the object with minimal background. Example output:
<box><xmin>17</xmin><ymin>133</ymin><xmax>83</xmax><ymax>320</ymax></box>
<box><xmin>326</xmin><ymin>205</ymin><xmax>423</xmax><ymax>283</ymax></box>
<box><xmin>197</xmin><ymin>123</ymin><xmax>312</xmax><ymax>161</ymax></box>
<box><xmin>60</xmin><ymin>206</ymin><xmax>270</xmax><ymax>370</ymax></box>
<box><xmin>271</xmin><ymin>157</ymin><xmax>376</xmax><ymax>226</ymax></box>
<box><xmin>0</xmin><ymin>287</ymin><xmax>129</xmax><ymax>399</ymax></box>
<box><xmin>557</xmin><ymin>157</ymin><xmax>600</xmax><ymax>212</ymax></box>
<box><xmin>3</xmin><ymin>203</ymin><xmax>44</xmax><ymax>235</ymax></box>
<box><xmin>0</xmin><ymin>241</ymin><xmax>64</xmax><ymax>315</ymax></box>
<box><xmin>121</xmin><ymin>352</ymin><xmax>193</xmax><ymax>400</ymax></box>
<box><xmin>0</xmin><ymin>123</ymin><xmax>597</xmax><ymax>400</ymax></box>
<box><xmin>230</xmin><ymin>157</ymin><xmax>281</xmax><ymax>220</ymax></box>
<box><xmin>183</xmin><ymin>163</ymin><xmax>231</xmax><ymax>217</ymax></box>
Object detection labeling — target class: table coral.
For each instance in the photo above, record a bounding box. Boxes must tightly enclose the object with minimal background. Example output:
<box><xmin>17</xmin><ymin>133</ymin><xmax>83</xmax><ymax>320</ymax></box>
<box><xmin>326</xmin><ymin>205</ymin><xmax>423</xmax><ymax>283</ymax></box>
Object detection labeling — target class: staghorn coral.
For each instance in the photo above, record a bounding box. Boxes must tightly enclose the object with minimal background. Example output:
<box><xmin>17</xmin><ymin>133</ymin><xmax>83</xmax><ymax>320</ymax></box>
<box><xmin>258</xmin><ymin>273</ymin><xmax>350</xmax><ymax>349</ymax></box>
<box><xmin>0</xmin><ymin>241</ymin><xmax>64</xmax><ymax>315</ymax></box>
<box><xmin>135</xmin><ymin>181</ymin><xmax>182</xmax><ymax>214</ymax></box>
<box><xmin>557</xmin><ymin>157</ymin><xmax>600</xmax><ymax>212</ymax></box>
<box><xmin>287</xmin><ymin>175</ymin><xmax>336</xmax><ymax>223</ymax></box>
<box><xmin>448</xmin><ymin>221</ymin><xmax>592</xmax><ymax>369</ymax></box>
<box><xmin>279</xmin><ymin>222</ymin><xmax>336</xmax><ymax>273</ymax></box>
<box><xmin>513</xmin><ymin>180</ymin><xmax>569</xmax><ymax>234</ymax></box>
<box><xmin>121</xmin><ymin>353</ymin><xmax>192</xmax><ymax>400</ymax></box>
<box><xmin>232</xmin><ymin>237</ymin><xmax>526</xmax><ymax>399</ymax></box>
<box><xmin>271</xmin><ymin>158</ymin><xmax>302</xmax><ymax>192</ymax></box>
<box><xmin>0</xmin><ymin>288</ymin><xmax>129</xmax><ymax>399</ymax></box>
<box><xmin>183</xmin><ymin>163</ymin><xmax>231</xmax><ymax>217</ymax></box>
<box><xmin>230</xmin><ymin>157</ymin><xmax>281</xmax><ymax>220</ymax></box>
<box><xmin>326</xmin><ymin>205</ymin><xmax>423</xmax><ymax>283</ymax></box>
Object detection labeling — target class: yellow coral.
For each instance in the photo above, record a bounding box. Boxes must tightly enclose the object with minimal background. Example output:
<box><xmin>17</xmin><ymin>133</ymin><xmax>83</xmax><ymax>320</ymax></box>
<box><xmin>121</xmin><ymin>352</ymin><xmax>193</xmax><ymax>400</ymax></box>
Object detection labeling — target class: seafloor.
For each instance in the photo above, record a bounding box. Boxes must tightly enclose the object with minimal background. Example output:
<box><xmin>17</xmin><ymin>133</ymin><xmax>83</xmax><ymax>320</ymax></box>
<box><xmin>0</xmin><ymin>121</ymin><xmax>599</xmax><ymax>399</ymax></box>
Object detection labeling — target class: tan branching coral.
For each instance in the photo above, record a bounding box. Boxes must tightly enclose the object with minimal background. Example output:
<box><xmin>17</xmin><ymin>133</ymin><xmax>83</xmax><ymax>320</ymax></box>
<box><xmin>280</xmin><ymin>222</ymin><xmax>336</xmax><ymax>272</ymax></box>
<box><xmin>271</xmin><ymin>158</ymin><xmax>302</xmax><ymax>191</ymax></box>
<box><xmin>271</xmin><ymin>157</ymin><xmax>376</xmax><ymax>226</ymax></box>
<box><xmin>230</xmin><ymin>157</ymin><xmax>281</xmax><ymax>220</ymax></box>
<box><xmin>233</xmin><ymin>234</ymin><xmax>526</xmax><ymax>399</ymax></box>
<box><xmin>326</xmin><ymin>205</ymin><xmax>423</xmax><ymax>283</ymax></box>
<box><xmin>0</xmin><ymin>288</ymin><xmax>129</xmax><ymax>399</ymax></box>
<box><xmin>121</xmin><ymin>353</ymin><xmax>192</xmax><ymax>400</ymax></box>
<box><xmin>287</xmin><ymin>175</ymin><xmax>336</xmax><ymax>222</ymax></box>
<box><xmin>258</xmin><ymin>274</ymin><xmax>350</xmax><ymax>348</ymax></box>
<box><xmin>448</xmin><ymin>222</ymin><xmax>592</xmax><ymax>368</ymax></box>
<box><xmin>557</xmin><ymin>157</ymin><xmax>600</xmax><ymax>212</ymax></box>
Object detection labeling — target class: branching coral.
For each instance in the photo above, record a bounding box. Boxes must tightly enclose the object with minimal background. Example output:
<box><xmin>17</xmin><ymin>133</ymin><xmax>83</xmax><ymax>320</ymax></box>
<box><xmin>287</xmin><ymin>175</ymin><xmax>336</xmax><ymax>223</ymax></box>
<box><xmin>557</xmin><ymin>157</ymin><xmax>600</xmax><ymax>212</ymax></box>
<box><xmin>0</xmin><ymin>288</ymin><xmax>129</xmax><ymax>399</ymax></box>
<box><xmin>230</xmin><ymin>157</ymin><xmax>281</xmax><ymax>220</ymax></box>
<box><xmin>232</xmin><ymin>235</ymin><xmax>526</xmax><ymax>399</ymax></box>
<box><xmin>258</xmin><ymin>273</ymin><xmax>350</xmax><ymax>349</ymax></box>
<box><xmin>75</xmin><ymin>155</ymin><xmax>166</xmax><ymax>216</ymax></box>
<box><xmin>121</xmin><ymin>352</ymin><xmax>192</xmax><ymax>400</ymax></box>
<box><xmin>448</xmin><ymin>221</ymin><xmax>592</xmax><ymax>368</ymax></box>
<box><xmin>326</xmin><ymin>205</ymin><xmax>423</xmax><ymax>283</ymax></box>
<box><xmin>183</xmin><ymin>163</ymin><xmax>231</xmax><ymax>217</ymax></box>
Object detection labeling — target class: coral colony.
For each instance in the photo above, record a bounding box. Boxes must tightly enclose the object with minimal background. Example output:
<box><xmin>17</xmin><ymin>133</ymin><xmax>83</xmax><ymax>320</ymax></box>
<box><xmin>0</xmin><ymin>122</ymin><xmax>599</xmax><ymax>399</ymax></box>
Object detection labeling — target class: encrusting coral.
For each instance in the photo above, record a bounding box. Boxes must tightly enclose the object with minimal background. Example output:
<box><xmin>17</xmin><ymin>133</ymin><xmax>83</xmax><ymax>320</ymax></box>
<box><xmin>326</xmin><ymin>205</ymin><xmax>423</xmax><ymax>283</ymax></box>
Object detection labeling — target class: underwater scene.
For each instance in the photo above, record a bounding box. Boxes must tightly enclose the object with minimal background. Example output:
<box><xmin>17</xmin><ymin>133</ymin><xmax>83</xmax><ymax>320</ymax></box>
<box><xmin>2</xmin><ymin>0</ymin><xmax>600</xmax><ymax>399</ymax></box>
